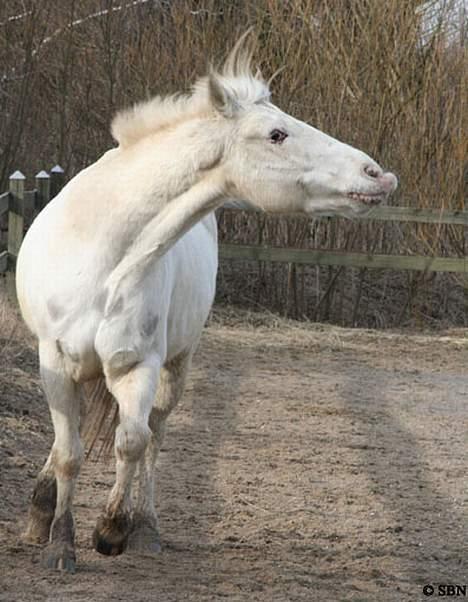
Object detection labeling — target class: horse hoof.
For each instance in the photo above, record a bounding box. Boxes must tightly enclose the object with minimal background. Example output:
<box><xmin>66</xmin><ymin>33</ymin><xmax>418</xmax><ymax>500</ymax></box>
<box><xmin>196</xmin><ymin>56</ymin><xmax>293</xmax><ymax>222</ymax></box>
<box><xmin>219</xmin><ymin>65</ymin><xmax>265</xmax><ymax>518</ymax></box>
<box><xmin>24</xmin><ymin>476</ymin><xmax>57</xmax><ymax>545</ymax></box>
<box><xmin>42</xmin><ymin>543</ymin><xmax>76</xmax><ymax>573</ymax></box>
<box><xmin>93</xmin><ymin>531</ymin><xmax>127</xmax><ymax>556</ymax></box>
<box><xmin>93</xmin><ymin>513</ymin><xmax>131</xmax><ymax>556</ymax></box>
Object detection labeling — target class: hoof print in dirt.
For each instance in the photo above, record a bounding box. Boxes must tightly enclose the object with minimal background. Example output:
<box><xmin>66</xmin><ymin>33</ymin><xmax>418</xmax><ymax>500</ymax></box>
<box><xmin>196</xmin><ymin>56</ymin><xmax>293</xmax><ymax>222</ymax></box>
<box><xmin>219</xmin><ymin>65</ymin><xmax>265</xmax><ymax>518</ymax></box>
<box><xmin>93</xmin><ymin>514</ymin><xmax>131</xmax><ymax>556</ymax></box>
<box><xmin>42</xmin><ymin>543</ymin><xmax>76</xmax><ymax>574</ymax></box>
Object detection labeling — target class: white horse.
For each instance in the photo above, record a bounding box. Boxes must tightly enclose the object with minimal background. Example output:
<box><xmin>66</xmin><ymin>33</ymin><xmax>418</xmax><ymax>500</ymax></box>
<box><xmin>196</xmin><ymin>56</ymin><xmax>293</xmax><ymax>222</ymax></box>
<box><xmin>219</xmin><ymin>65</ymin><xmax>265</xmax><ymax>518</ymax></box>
<box><xmin>16</xmin><ymin>37</ymin><xmax>397</xmax><ymax>572</ymax></box>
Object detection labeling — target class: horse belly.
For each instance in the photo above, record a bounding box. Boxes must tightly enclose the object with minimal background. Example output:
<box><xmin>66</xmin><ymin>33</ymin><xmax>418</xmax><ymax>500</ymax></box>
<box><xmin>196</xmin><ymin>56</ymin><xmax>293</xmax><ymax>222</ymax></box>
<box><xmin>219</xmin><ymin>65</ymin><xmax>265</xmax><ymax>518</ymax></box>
<box><xmin>165</xmin><ymin>222</ymin><xmax>218</xmax><ymax>359</ymax></box>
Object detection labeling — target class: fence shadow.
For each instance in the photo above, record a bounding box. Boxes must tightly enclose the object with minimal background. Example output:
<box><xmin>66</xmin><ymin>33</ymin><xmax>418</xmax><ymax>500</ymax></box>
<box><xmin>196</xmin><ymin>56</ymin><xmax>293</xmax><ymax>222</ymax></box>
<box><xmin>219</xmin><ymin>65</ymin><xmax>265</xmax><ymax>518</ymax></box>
<box><xmin>339</xmin><ymin>364</ymin><xmax>468</xmax><ymax>588</ymax></box>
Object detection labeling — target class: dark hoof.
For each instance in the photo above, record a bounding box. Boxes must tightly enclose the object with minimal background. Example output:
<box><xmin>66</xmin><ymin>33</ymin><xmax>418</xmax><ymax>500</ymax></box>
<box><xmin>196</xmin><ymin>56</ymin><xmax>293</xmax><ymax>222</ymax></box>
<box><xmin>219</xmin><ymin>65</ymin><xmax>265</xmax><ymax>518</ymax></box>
<box><xmin>42</xmin><ymin>543</ymin><xmax>76</xmax><ymax>573</ymax></box>
<box><xmin>93</xmin><ymin>513</ymin><xmax>131</xmax><ymax>556</ymax></box>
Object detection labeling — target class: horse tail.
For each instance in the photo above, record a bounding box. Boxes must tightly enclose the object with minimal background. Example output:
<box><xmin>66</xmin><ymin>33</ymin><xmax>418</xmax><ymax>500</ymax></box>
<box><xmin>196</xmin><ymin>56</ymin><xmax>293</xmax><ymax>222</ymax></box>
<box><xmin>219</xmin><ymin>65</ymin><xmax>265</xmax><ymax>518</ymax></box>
<box><xmin>81</xmin><ymin>377</ymin><xmax>119</xmax><ymax>459</ymax></box>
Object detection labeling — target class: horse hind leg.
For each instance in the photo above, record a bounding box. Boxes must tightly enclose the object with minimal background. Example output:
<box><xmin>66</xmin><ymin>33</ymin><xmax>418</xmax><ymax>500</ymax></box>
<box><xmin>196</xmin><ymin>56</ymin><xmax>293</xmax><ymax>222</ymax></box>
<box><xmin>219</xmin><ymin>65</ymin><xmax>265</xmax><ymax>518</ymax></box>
<box><xmin>93</xmin><ymin>352</ymin><xmax>161</xmax><ymax>556</ymax></box>
<box><xmin>30</xmin><ymin>341</ymin><xmax>84</xmax><ymax>573</ymax></box>
<box><xmin>128</xmin><ymin>348</ymin><xmax>193</xmax><ymax>554</ymax></box>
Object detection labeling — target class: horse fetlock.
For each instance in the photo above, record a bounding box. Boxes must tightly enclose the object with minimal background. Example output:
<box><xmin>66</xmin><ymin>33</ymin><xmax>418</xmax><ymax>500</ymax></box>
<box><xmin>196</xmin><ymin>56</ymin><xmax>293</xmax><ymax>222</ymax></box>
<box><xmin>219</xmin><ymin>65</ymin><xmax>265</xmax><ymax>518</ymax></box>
<box><xmin>115</xmin><ymin>420</ymin><xmax>151</xmax><ymax>462</ymax></box>
<box><xmin>51</xmin><ymin>510</ymin><xmax>75</xmax><ymax>545</ymax></box>
<box><xmin>93</xmin><ymin>512</ymin><xmax>132</xmax><ymax>556</ymax></box>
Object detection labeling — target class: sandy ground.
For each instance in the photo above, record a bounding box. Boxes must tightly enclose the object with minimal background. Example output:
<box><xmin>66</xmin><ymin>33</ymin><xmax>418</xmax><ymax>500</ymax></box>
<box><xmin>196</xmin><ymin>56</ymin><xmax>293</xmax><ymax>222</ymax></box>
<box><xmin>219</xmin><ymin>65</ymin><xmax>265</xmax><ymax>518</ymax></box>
<box><xmin>0</xmin><ymin>305</ymin><xmax>467</xmax><ymax>601</ymax></box>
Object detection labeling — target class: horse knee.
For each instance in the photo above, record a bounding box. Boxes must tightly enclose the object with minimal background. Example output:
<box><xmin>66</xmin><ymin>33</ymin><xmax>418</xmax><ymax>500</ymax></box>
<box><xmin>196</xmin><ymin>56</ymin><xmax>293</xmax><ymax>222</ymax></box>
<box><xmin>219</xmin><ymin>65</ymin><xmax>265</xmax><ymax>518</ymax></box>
<box><xmin>115</xmin><ymin>420</ymin><xmax>151</xmax><ymax>463</ymax></box>
<box><xmin>51</xmin><ymin>442</ymin><xmax>84</xmax><ymax>480</ymax></box>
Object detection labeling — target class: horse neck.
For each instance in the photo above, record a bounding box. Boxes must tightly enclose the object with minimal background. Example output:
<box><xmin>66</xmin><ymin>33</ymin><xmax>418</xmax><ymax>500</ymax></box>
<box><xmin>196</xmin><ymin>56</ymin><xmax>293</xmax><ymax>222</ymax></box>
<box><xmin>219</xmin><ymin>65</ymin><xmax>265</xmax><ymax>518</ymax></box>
<box><xmin>127</xmin><ymin>117</ymin><xmax>226</xmax><ymax>213</ymax></box>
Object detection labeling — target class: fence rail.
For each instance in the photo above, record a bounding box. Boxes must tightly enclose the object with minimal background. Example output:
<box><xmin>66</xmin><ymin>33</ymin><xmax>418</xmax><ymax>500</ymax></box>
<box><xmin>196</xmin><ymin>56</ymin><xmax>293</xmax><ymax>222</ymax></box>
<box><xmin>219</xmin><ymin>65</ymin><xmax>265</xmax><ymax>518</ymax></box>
<box><xmin>219</xmin><ymin>244</ymin><xmax>467</xmax><ymax>273</ymax></box>
<box><xmin>1</xmin><ymin>169</ymin><xmax>467</xmax><ymax>291</ymax></box>
<box><xmin>218</xmin><ymin>207</ymin><xmax>467</xmax><ymax>274</ymax></box>
<box><xmin>223</xmin><ymin>203</ymin><xmax>468</xmax><ymax>226</ymax></box>
<box><xmin>352</xmin><ymin>206</ymin><xmax>468</xmax><ymax>226</ymax></box>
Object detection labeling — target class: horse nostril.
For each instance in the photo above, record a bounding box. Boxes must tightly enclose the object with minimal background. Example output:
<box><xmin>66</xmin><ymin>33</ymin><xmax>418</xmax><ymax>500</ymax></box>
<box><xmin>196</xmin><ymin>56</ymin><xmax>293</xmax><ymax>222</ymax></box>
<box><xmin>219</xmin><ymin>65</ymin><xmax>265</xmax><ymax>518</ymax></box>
<box><xmin>364</xmin><ymin>165</ymin><xmax>381</xmax><ymax>179</ymax></box>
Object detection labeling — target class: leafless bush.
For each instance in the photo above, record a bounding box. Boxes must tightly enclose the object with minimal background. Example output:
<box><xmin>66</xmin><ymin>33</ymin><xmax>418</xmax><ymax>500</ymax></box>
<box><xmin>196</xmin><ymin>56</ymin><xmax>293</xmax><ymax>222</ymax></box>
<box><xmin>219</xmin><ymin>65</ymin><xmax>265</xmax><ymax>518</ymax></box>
<box><xmin>0</xmin><ymin>0</ymin><xmax>465</xmax><ymax>327</ymax></box>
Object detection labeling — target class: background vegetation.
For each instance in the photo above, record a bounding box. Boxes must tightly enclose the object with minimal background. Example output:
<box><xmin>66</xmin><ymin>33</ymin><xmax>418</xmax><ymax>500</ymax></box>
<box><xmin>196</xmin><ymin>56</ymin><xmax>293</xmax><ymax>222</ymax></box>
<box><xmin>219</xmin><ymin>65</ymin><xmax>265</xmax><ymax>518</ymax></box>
<box><xmin>0</xmin><ymin>0</ymin><xmax>466</xmax><ymax>327</ymax></box>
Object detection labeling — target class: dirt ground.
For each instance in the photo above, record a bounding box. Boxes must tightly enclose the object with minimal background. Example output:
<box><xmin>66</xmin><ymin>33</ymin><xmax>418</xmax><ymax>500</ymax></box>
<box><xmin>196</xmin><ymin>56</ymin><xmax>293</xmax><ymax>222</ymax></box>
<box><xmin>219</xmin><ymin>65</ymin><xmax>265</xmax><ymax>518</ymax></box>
<box><xmin>0</xmin><ymin>304</ymin><xmax>467</xmax><ymax>602</ymax></box>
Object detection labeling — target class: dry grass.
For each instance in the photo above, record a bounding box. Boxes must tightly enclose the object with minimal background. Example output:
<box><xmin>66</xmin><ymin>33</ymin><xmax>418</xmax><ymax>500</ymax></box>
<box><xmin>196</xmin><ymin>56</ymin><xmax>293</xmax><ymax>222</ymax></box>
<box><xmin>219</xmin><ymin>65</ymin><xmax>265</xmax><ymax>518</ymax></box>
<box><xmin>209</xmin><ymin>304</ymin><xmax>468</xmax><ymax>346</ymax></box>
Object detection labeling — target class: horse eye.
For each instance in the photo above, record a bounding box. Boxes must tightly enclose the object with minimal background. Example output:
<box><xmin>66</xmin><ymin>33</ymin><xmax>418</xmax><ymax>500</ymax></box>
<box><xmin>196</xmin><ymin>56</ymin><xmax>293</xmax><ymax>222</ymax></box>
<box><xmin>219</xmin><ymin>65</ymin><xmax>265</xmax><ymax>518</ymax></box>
<box><xmin>269</xmin><ymin>129</ymin><xmax>288</xmax><ymax>144</ymax></box>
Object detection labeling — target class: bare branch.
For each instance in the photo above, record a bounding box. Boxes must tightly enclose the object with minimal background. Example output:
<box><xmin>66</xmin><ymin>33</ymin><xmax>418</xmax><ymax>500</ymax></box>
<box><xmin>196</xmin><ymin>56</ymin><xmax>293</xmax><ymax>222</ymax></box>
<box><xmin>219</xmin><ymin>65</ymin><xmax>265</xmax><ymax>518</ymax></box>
<box><xmin>0</xmin><ymin>10</ymin><xmax>33</xmax><ymax>27</ymax></box>
<box><xmin>0</xmin><ymin>0</ymin><xmax>153</xmax><ymax>86</ymax></box>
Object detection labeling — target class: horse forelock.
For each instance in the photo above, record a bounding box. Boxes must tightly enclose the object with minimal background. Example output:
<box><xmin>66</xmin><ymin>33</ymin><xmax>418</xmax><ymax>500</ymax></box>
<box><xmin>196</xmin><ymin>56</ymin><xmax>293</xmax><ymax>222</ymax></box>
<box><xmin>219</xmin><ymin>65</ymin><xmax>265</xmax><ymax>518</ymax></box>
<box><xmin>214</xmin><ymin>29</ymin><xmax>270</xmax><ymax>106</ymax></box>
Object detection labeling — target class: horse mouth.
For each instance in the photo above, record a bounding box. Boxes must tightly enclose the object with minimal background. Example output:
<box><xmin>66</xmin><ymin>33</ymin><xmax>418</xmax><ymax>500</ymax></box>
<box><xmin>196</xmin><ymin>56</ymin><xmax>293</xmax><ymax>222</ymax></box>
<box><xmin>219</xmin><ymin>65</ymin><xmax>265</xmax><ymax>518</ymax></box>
<box><xmin>347</xmin><ymin>191</ymin><xmax>386</xmax><ymax>206</ymax></box>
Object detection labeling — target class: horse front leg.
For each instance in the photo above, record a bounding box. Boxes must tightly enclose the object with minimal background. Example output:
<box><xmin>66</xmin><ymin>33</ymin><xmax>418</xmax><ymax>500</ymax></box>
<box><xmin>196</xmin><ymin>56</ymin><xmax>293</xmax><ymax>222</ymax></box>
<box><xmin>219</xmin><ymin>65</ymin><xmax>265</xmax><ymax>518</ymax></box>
<box><xmin>93</xmin><ymin>352</ymin><xmax>161</xmax><ymax>556</ymax></box>
<box><xmin>128</xmin><ymin>349</ymin><xmax>192</xmax><ymax>554</ymax></box>
<box><xmin>31</xmin><ymin>341</ymin><xmax>84</xmax><ymax>573</ymax></box>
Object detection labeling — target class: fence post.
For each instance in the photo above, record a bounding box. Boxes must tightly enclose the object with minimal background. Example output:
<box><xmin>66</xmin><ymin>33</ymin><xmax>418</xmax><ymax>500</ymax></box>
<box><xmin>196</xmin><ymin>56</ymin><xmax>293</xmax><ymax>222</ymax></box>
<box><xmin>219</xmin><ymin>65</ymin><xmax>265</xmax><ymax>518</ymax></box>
<box><xmin>7</xmin><ymin>170</ymin><xmax>26</xmax><ymax>302</ymax></box>
<box><xmin>35</xmin><ymin>170</ymin><xmax>51</xmax><ymax>212</ymax></box>
<box><xmin>50</xmin><ymin>164</ymin><xmax>65</xmax><ymax>198</ymax></box>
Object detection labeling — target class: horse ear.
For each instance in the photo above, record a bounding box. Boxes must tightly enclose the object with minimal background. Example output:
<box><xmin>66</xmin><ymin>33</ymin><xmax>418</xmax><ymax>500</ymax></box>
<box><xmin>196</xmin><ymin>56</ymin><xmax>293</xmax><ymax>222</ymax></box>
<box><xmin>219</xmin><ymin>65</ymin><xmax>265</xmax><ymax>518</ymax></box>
<box><xmin>208</xmin><ymin>72</ymin><xmax>239</xmax><ymax>118</ymax></box>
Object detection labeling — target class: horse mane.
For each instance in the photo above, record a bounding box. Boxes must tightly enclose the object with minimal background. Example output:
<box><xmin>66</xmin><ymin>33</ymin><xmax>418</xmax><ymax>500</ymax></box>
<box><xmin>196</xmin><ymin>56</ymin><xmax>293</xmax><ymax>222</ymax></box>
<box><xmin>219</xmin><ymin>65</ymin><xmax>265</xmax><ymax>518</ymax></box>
<box><xmin>111</xmin><ymin>32</ymin><xmax>271</xmax><ymax>149</ymax></box>
<box><xmin>111</xmin><ymin>93</ymin><xmax>205</xmax><ymax>148</ymax></box>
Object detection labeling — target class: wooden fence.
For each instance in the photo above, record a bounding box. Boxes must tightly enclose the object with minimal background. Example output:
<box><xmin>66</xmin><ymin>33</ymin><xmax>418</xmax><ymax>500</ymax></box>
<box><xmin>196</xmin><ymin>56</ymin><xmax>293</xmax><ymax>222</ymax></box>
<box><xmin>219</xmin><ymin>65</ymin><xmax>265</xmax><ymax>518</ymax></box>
<box><xmin>1</xmin><ymin>167</ymin><xmax>65</xmax><ymax>260</ymax></box>
<box><xmin>0</xmin><ymin>167</ymin><xmax>64</xmax><ymax>297</ymax></box>
<box><xmin>0</xmin><ymin>169</ymin><xmax>467</xmax><ymax>290</ymax></box>
<box><xmin>219</xmin><ymin>205</ymin><xmax>467</xmax><ymax>274</ymax></box>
